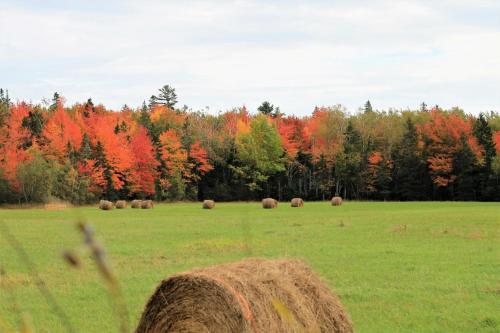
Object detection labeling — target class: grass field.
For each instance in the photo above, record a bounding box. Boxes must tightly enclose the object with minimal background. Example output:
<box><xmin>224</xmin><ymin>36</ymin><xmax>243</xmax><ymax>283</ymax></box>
<box><xmin>0</xmin><ymin>201</ymin><xmax>499</xmax><ymax>332</ymax></box>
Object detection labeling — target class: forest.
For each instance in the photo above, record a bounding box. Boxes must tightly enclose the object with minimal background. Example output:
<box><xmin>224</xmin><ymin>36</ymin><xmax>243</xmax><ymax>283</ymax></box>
<box><xmin>1</xmin><ymin>86</ymin><xmax>499</xmax><ymax>204</ymax></box>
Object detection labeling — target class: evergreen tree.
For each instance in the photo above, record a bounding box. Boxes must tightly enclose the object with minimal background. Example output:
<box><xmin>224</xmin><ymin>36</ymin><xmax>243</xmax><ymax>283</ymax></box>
<box><xmin>473</xmin><ymin>113</ymin><xmax>496</xmax><ymax>199</ymax></box>
<box><xmin>0</xmin><ymin>88</ymin><xmax>10</xmax><ymax>127</ymax></box>
<box><xmin>94</xmin><ymin>141</ymin><xmax>114</xmax><ymax>199</ymax></box>
<box><xmin>364</xmin><ymin>100</ymin><xmax>373</xmax><ymax>113</ymax></box>
<box><xmin>79</xmin><ymin>133</ymin><xmax>93</xmax><ymax>160</ymax></box>
<box><xmin>392</xmin><ymin>118</ymin><xmax>429</xmax><ymax>200</ymax></box>
<box><xmin>149</xmin><ymin>85</ymin><xmax>177</xmax><ymax>108</ymax></box>
<box><xmin>257</xmin><ymin>101</ymin><xmax>282</xmax><ymax>118</ymax></box>
<box><xmin>21</xmin><ymin>107</ymin><xmax>45</xmax><ymax>140</ymax></box>
<box><xmin>139</xmin><ymin>101</ymin><xmax>155</xmax><ymax>141</ymax></box>
<box><xmin>49</xmin><ymin>92</ymin><xmax>60</xmax><ymax>112</ymax></box>
<box><xmin>335</xmin><ymin>121</ymin><xmax>363</xmax><ymax>198</ymax></box>
<box><xmin>83</xmin><ymin>98</ymin><xmax>95</xmax><ymax>117</ymax></box>
<box><xmin>452</xmin><ymin>135</ymin><xmax>479</xmax><ymax>200</ymax></box>
<box><xmin>420</xmin><ymin>102</ymin><xmax>428</xmax><ymax>112</ymax></box>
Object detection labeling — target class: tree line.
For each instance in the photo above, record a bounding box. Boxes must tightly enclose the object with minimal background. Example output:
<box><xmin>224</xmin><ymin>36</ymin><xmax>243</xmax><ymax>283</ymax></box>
<box><xmin>1</xmin><ymin>86</ymin><xmax>499</xmax><ymax>204</ymax></box>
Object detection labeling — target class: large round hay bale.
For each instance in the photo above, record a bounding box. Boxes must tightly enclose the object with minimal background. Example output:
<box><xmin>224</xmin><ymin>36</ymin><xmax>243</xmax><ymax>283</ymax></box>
<box><xmin>99</xmin><ymin>200</ymin><xmax>114</xmax><ymax>210</ymax></box>
<box><xmin>136</xmin><ymin>258</ymin><xmax>353</xmax><ymax>333</ymax></box>
<box><xmin>202</xmin><ymin>200</ymin><xmax>215</xmax><ymax>209</ymax></box>
<box><xmin>331</xmin><ymin>196</ymin><xmax>343</xmax><ymax>206</ymax></box>
<box><xmin>290</xmin><ymin>198</ymin><xmax>304</xmax><ymax>207</ymax></box>
<box><xmin>115</xmin><ymin>200</ymin><xmax>127</xmax><ymax>209</ymax></box>
<box><xmin>131</xmin><ymin>200</ymin><xmax>142</xmax><ymax>209</ymax></box>
<box><xmin>262</xmin><ymin>198</ymin><xmax>277</xmax><ymax>209</ymax></box>
<box><xmin>141</xmin><ymin>200</ymin><xmax>154</xmax><ymax>209</ymax></box>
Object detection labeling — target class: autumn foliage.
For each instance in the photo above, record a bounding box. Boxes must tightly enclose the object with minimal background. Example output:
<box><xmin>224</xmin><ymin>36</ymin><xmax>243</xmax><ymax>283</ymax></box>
<box><xmin>0</xmin><ymin>96</ymin><xmax>499</xmax><ymax>203</ymax></box>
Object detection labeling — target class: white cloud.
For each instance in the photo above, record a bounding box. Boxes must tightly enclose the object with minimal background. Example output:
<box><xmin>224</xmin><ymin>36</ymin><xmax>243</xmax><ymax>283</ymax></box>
<box><xmin>0</xmin><ymin>0</ymin><xmax>499</xmax><ymax>114</ymax></box>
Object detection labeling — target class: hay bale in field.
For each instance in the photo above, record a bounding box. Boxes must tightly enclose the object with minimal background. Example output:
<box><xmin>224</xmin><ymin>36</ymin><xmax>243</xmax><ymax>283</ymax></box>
<box><xmin>99</xmin><ymin>200</ymin><xmax>114</xmax><ymax>210</ymax></box>
<box><xmin>135</xmin><ymin>258</ymin><xmax>353</xmax><ymax>333</ymax></box>
<box><xmin>131</xmin><ymin>200</ymin><xmax>142</xmax><ymax>208</ymax></box>
<box><xmin>115</xmin><ymin>200</ymin><xmax>127</xmax><ymax>209</ymax></box>
<box><xmin>290</xmin><ymin>198</ymin><xmax>304</xmax><ymax>207</ymax></box>
<box><xmin>262</xmin><ymin>198</ymin><xmax>278</xmax><ymax>209</ymax></box>
<box><xmin>202</xmin><ymin>200</ymin><xmax>215</xmax><ymax>209</ymax></box>
<box><xmin>141</xmin><ymin>200</ymin><xmax>154</xmax><ymax>209</ymax></box>
<box><xmin>331</xmin><ymin>196</ymin><xmax>343</xmax><ymax>206</ymax></box>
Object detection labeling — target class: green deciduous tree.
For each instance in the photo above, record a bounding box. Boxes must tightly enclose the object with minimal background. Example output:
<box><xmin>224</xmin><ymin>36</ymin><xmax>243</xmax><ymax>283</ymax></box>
<box><xmin>17</xmin><ymin>150</ymin><xmax>55</xmax><ymax>203</ymax></box>
<box><xmin>234</xmin><ymin>115</ymin><xmax>284</xmax><ymax>192</ymax></box>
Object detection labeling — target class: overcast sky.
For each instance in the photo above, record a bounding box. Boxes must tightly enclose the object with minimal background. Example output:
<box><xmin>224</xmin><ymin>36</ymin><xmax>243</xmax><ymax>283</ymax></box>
<box><xmin>1</xmin><ymin>0</ymin><xmax>499</xmax><ymax>115</ymax></box>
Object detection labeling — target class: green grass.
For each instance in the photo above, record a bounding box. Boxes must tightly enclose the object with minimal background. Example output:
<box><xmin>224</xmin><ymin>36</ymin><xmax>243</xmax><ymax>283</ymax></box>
<box><xmin>0</xmin><ymin>201</ymin><xmax>499</xmax><ymax>333</ymax></box>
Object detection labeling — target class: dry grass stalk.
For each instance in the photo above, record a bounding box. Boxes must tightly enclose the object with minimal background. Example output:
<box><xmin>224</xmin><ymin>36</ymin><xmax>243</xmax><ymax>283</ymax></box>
<box><xmin>72</xmin><ymin>222</ymin><xmax>129</xmax><ymax>333</ymax></box>
<box><xmin>136</xmin><ymin>258</ymin><xmax>353</xmax><ymax>333</ymax></box>
<box><xmin>0</xmin><ymin>222</ymin><xmax>75</xmax><ymax>333</ymax></box>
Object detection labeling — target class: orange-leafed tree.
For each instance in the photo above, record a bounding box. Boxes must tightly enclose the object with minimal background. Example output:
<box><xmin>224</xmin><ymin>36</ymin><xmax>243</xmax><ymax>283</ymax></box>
<box><xmin>43</xmin><ymin>101</ymin><xmax>83</xmax><ymax>162</ymax></box>
<box><xmin>0</xmin><ymin>103</ymin><xmax>33</xmax><ymax>190</ymax></box>
<box><xmin>494</xmin><ymin>131</ymin><xmax>500</xmax><ymax>155</ymax></box>
<box><xmin>129</xmin><ymin>127</ymin><xmax>159</xmax><ymax>196</ymax></box>
<box><xmin>158</xmin><ymin>129</ymin><xmax>188</xmax><ymax>197</ymax></box>
<box><xmin>89</xmin><ymin>113</ymin><xmax>133</xmax><ymax>192</ymax></box>
<box><xmin>419</xmin><ymin>109</ymin><xmax>483</xmax><ymax>188</ymax></box>
<box><xmin>189</xmin><ymin>141</ymin><xmax>213</xmax><ymax>175</ymax></box>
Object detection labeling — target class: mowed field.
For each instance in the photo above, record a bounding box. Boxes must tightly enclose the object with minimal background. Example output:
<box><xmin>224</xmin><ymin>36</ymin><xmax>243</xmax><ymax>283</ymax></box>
<box><xmin>0</xmin><ymin>202</ymin><xmax>499</xmax><ymax>333</ymax></box>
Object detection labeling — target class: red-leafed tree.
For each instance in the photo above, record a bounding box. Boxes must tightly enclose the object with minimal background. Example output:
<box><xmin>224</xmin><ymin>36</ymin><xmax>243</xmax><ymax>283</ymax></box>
<box><xmin>0</xmin><ymin>103</ymin><xmax>33</xmax><ymax>190</ymax></box>
<box><xmin>129</xmin><ymin>127</ymin><xmax>159</xmax><ymax>195</ymax></box>
<box><xmin>188</xmin><ymin>140</ymin><xmax>213</xmax><ymax>177</ymax></box>
<box><xmin>43</xmin><ymin>101</ymin><xmax>83</xmax><ymax>162</ymax></box>
<box><xmin>419</xmin><ymin>109</ymin><xmax>483</xmax><ymax>187</ymax></box>
<box><xmin>494</xmin><ymin>131</ymin><xmax>500</xmax><ymax>155</ymax></box>
<box><xmin>88</xmin><ymin>113</ymin><xmax>133</xmax><ymax>191</ymax></box>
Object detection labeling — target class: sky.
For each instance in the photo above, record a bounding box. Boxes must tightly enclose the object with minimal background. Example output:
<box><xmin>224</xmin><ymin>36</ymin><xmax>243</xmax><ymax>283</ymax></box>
<box><xmin>1</xmin><ymin>0</ymin><xmax>499</xmax><ymax>115</ymax></box>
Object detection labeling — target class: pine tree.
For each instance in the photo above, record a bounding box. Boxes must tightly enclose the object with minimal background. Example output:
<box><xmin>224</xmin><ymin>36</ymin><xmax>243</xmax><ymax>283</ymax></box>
<box><xmin>257</xmin><ymin>101</ymin><xmax>282</xmax><ymax>118</ymax></box>
<box><xmin>0</xmin><ymin>88</ymin><xmax>10</xmax><ymax>127</ymax></box>
<box><xmin>392</xmin><ymin>118</ymin><xmax>429</xmax><ymax>200</ymax></box>
<box><xmin>83</xmin><ymin>98</ymin><xmax>95</xmax><ymax>117</ymax></box>
<box><xmin>139</xmin><ymin>101</ymin><xmax>154</xmax><ymax>140</ymax></box>
<box><xmin>21</xmin><ymin>108</ymin><xmax>45</xmax><ymax>140</ymax></box>
<box><xmin>473</xmin><ymin>113</ymin><xmax>497</xmax><ymax>199</ymax></box>
<box><xmin>420</xmin><ymin>102</ymin><xmax>428</xmax><ymax>112</ymax></box>
<box><xmin>335</xmin><ymin>121</ymin><xmax>363</xmax><ymax>198</ymax></box>
<box><xmin>49</xmin><ymin>92</ymin><xmax>60</xmax><ymax>112</ymax></box>
<box><xmin>149</xmin><ymin>85</ymin><xmax>178</xmax><ymax>108</ymax></box>
<box><xmin>452</xmin><ymin>135</ymin><xmax>479</xmax><ymax>200</ymax></box>
<box><xmin>364</xmin><ymin>100</ymin><xmax>373</xmax><ymax>113</ymax></box>
<box><xmin>79</xmin><ymin>134</ymin><xmax>93</xmax><ymax>160</ymax></box>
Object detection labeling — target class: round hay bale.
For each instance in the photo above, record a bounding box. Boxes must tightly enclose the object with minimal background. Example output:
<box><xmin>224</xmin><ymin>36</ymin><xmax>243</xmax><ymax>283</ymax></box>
<box><xmin>136</xmin><ymin>258</ymin><xmax>353</xmax><ymax>333</ymax></box>
<box><xmin>141</xmin><ymin>200</ymin><xmax>154</xmax><ymax>209</ymax></box>
<box><xmin>202</xmin><ymin>200</ymin><xmax>215</xmax><ymax>209</ymax></box>
<box><xmin>290</xmin><ymin>198</ymin><xmax>304</xmax><ymax>207</ymax></box>
<box><xmin>131</xmin><ymin>200</ymin><xmax>142</xmax><ymax>209</ymax></box>
<box><xmin>99</xmin><ymin>200</ymin><xmax>114</xmax><ymax>210</ymax></box>
<box><xmin>262</xmin><ymin>198</ymin><xmax>277</xmax><ymax>209</ymax></box>
<box><xmin>331</xmin><ymin>196</ymin><xmax>343</xmax><ymax>206</ymax></box>
<box><xmin>115</xmin><ymin>200</ymin><xmax>127</xmax><ymax>209</ymax></box>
